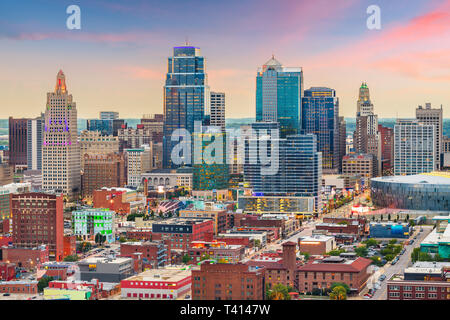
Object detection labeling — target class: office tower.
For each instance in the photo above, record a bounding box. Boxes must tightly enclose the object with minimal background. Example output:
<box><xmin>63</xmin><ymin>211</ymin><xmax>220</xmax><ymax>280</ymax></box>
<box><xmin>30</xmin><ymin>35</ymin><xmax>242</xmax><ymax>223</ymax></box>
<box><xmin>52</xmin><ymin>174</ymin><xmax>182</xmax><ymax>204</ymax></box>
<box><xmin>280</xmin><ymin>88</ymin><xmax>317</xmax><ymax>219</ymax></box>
<box><xmin>8</xmin><ymin>117</ymin><xmax>29</xmax><ymax>170</ymax></box>
<box><xmin>210</xmin><ymin>92</ymin><xmax>226</xmax><ymax>131</ymax></box>
<box><xmin>378</xmin><ymin>124</ymin><xmax>394</xmax><ymax>175</ymax></box>
<box><xmin>141</xmin><ymin>114</ymin><xmax>164</xmax><ymax>143</ymax></box>
<box><xmin>244</xmin><ymin>122</ymin><xmax>322</xmax><ymax>212</ymax></box>
<box><xmin>163</xmin><ymin>46</ymin><xmax>210</xmax><ymax>168</ymax></box>
<box><xmin>256</xmin><ymin>56</ymin><xmax>303</xmax><ymax>138</ymax></box>
<box><xmin>416</xmin><ymin>103</ymin><xmax>442</xmax><ymax>170</ymax></box>
<box><xmin>82</xmin><ymin>153</ymin><xmax>126</xmax><ymax>199</ymax></box>
<box><xmin>11</xmin><ymin>192</ymin><xmax>64</xmax><ymax>261</ymax></box>
<box><xmin>302</xmin><ymin>87</ymin><xmax>339</xmax><ymax>173</ymax></box>
<box><xmin>353</xmin><ymin>82</ymin><xmax>381</xmax><ymax>175</ymax></box>
<box><xmin>100</xmin><ymin>111</ymin><xmax>119</xmax><ymax>120</ymax></box>
<box><xmin>126</xmin><ymin>145</ymin><xmax>153</xmax><ymax>188</ymax></box>
<box><xmin>338</xmin><ymin>117</ymin><xmax>347</xmax><ymax>173</ymax></box>
<box><xmin>192</xmin><ymin>128</ymin><xmax>229</xmax><ymax>190</ymax></box>
<box><xmin>79</xmin><ymin>130</ymin><xmax>119</xmax><ymax>171</ymax></box>
<box><xmin>42</xmin><ymin>70</ymin><xmax>81</xmax><ymax>199</ymax></box>
<box><xmin>394</xmin><ymin>119</ymin><xmax>435</xmax><ymax>175</ymax></box>
<box><xmin>342</xmin><ymin>153</ymin><xmax>377</xmax><ymax>185</ymax></box>
<box><xmin>118</xmin><ymin>124</ymin><xmax>154</xmax><ymax>151</ymax></box>
<box><xmin>87</xmin><ymin>118</ymin><xmax>125</xmax><ymax>137</ymax></box>
<box><xmin>0</xmin><ymin>158</ymin><xmax>13</xmax><ymax>186</ymax></box>
<box><xmin>27</xmin><ymin>114</ymin><xmax>44</xmax><ymax>171</ymax></box>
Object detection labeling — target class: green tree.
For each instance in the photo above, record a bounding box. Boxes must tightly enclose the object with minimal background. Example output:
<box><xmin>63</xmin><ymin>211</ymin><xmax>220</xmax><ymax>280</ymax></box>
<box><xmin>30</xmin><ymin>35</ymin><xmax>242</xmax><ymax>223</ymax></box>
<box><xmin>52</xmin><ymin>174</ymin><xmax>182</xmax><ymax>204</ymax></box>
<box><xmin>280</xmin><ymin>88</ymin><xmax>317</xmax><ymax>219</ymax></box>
<box><xmin>330</xmin><ymin>282</ymin><xmax>350</xmax><ymax>294</ymax></box>
<box><xmin>363</xmin><ymin>239</ymin><xmax>379</xmax><ymax>247</ymax></box>
<box><xmin>301</xmin><ymin>252</ymin><xmax>310</xmax><ymax>261</ymax></box>
<box><xmin>38</xmin><ymin>276</ymin><xmax>54</xmax><ymax>292</ymax></box>
<box><xmin>355</xmin><ymin>246</ymin><xmax>368</xmax><ymax>257</ymax></box>
<box><xmin>118</xmin><ymin>236</ymin><xmax>127</xmax><ymax>243</ymax></box>
<box><xmin>267</xmin><ymin>284</ymin><xmax>291</xmax><ymax>300</ymax></box>
<box><xmin>63</xmin><ymin>255</ymin><xmax>79</xmax><ymax>262</ymax></box>
<box><xmin>329</xmin><ymin>286</ymin><xmax>347</xmax><ymax>300</ymax></box>
<box><xmin>200</xmin><ymin>253</ymin><xmax>211</xmax><ymax>261</ymax></box>
<box><xmin>326</xmin><ymin>249</ymin><xmax>346</xmax><ymax>256</ymax></box>
<box><xmin>182</xmin><ymin>254</ymin><xmax>192</xmax><ymax>264</ymax></box>
<box><xmin>411</xmin><ymin>247</ymin><xmax>420</xmax><ymax>263</ymax></box>
<box><xmin>388</xmin><ymin>214</ymin><xmax>391</xmax><ymax>221</ymax></box>
<box><xmin>389</xmin><ymin>239</ymin><xmax>397</xmax><ymax>245</ymax></box>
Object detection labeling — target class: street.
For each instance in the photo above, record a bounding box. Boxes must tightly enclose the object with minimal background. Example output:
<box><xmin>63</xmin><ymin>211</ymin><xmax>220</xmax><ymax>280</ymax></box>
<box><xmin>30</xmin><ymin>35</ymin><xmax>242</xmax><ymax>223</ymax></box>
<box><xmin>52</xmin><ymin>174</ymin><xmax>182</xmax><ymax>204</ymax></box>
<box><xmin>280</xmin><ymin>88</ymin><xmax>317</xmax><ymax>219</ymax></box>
<box><xmin>361</xmin><ymin>225</ymin><xmax>433</xmax><ymax>300</ymax></box>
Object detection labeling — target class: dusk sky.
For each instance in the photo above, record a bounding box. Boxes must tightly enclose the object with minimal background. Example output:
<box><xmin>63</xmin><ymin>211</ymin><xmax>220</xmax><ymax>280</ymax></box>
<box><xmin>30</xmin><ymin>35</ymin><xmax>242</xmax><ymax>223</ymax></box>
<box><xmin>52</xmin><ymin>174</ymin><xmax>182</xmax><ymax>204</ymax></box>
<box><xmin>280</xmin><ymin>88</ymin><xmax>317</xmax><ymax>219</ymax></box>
<box><xmin>1</xmin><ymin>0</ymin><xmax>449</xmax><ymax>119</ymax></box>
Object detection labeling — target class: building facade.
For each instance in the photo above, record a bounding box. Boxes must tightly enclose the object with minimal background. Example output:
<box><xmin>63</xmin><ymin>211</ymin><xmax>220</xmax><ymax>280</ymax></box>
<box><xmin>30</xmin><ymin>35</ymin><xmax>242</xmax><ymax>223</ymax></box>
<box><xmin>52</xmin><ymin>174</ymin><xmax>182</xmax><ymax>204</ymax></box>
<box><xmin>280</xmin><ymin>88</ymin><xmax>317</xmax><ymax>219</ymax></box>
<box><xmin>210</xmin><ymin>92</ymin><xmax>226</xmax><ymax>131</ymax></box>
<box><xmin>27</xmin><ymin>114</ymin><xmax>44</xmax><ymax>171</ymax></box>
<box><xmin>416</xmin><ymin>103</ymin><xmax>442</xmax><ymax>170</ymax></box>
<box><xmin>8</xmin><ymin>117</ymin><xmax>29</xmax><ymax>170</ymax></box>
<box><xmin>79</xmin><ymin>130</ymin><xmax>119</xmax><ymax>170</ymax></box>
<box><xmin>42</xmin><ymin>70</ymin><xmax>81</xmax><ymax>199</ymax></box>
<box><xmin>72</xmin><ymin>208</ymin><xmax>115</xmax><ymax>243</ymax></box>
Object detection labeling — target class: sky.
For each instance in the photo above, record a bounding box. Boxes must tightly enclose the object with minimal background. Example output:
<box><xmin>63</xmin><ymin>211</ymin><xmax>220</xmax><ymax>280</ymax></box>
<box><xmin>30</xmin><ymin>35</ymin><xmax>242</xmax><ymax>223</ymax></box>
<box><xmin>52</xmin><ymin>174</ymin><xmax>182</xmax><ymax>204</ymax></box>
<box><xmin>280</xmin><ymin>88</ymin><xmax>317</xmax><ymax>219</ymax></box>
<box><xmin>0</xmin><ymin>0</ymin><xmax>449</xmax><ymax>119</ymax></box>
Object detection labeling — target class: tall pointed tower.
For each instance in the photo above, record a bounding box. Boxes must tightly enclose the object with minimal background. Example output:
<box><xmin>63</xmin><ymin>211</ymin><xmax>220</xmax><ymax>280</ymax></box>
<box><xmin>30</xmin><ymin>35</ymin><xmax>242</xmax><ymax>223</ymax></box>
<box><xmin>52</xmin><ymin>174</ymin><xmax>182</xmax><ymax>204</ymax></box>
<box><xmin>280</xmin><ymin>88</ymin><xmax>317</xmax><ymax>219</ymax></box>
<box><xmin>42</xmin><ymin>70</ymin><xmax>81</xmax><ymax>200</ymax></box>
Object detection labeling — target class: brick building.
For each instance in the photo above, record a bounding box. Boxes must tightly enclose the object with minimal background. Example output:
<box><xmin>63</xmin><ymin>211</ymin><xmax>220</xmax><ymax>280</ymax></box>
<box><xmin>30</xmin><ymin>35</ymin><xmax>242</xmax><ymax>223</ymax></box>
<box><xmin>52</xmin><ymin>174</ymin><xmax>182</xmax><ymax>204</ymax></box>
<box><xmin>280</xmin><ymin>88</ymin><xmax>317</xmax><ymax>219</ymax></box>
<box><xmin>63</xmin><ymin>235</ymin><xmax>76</xmax><ymax>258</ymax></box>
<box><xmin>0</xmin><ymin>280</ymin><xmax>38</xmax><ymax>294</ymax></box>
<box><xmin>151</xmin><ymin>218</ymin><xmax>214</xmax><ymax>252</ymax></box>
<box><xmin>93</xmin><ymin>188</ymin><xmax>146</xmax><ymax>215</ymax></box>
<box><xmin>191</xmin><ymin>262</ymin><xmax>265</xmax><ymax>300</ymax></box>
<box><xmin>179</xmin><ymin>208</ymin><xmax>230</xmax><ymax>235</ymax></box>
<box><xmin>11</xmin><ymin>192</ymin><xmax>64</xmax><ymax>261</ymax></box>
<box><xmin>297</xmin><ymin>254</ymin><xmax>372</xmax><ymax>293</ymax></box>
<box><xmin>120</xmin><ymin>241</ymin><xmax>167</xmax><ymax>269</ymax></box>
<box><xmin>1</xmin><ymin>245</ymin><xmax>49</xmax><ymax>269</ymax></box>
<box><xmin>298</xmin><ymin>235</ymin><xmax>336</xmax><ymax>255</ymax></box>
<box><xmin>82</xmin><ymin>153</ymin><xmax>126</xmax><ymax>199</ymax></box>
<box><xmin>0</xmin><ymin>262</ymin><xmax>16</xmax><ymax>281</ymax></box>
<box><xmin>188</xmin><ymin>241</ymin><xmax>245</xmax><ymax>264</ymax></box>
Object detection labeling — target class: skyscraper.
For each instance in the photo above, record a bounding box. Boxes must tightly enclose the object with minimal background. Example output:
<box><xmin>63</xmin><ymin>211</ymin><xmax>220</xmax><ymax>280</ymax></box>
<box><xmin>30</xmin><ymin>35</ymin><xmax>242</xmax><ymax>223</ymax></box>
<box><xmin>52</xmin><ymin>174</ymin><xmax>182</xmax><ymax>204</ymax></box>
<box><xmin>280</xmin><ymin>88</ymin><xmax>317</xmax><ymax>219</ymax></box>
<box><xmin>100</xmin><ymin>111</ymin><xmax>119</xmax><ymax>120</ymax></box>
<box><xmin>8</xmin><ymin>117</ymin><xmax>29</xmax><ymax>170</ymax></box>
<box><xmin>210</xmin><ymin>92</ymin><xmax>226</xmax><ymax>131</ymax></box>
<box><xmin>42</xmin><ymin>70</ymin><xmax>81</xmax><ymax>199</ymax></box>
<box><xmin>338</xmin><ymin>116</ymin><xmax>347</xmax><ymax>173</ymax></box>
<box><xmin>244</xmin><ymin>122</ymin><xmax>322</xmax><ymax>212</ymax></box>
<box><xmin>378</xmin><ymin>124</ymin><xmax>394</xmax><ymax>175</ymax></box>
<box><xmin>394</xmin><ymin>119</ymin><xmax>435</xmax><ymax>175</ymax></box>
<box><xmin>354</xmin><ymin>82</ymin><xmax>381</xmax><ymax>175</ymax></box>
<box><xmin>416</xmin><ymin>103</ymin><xmax>442</xmax><ymax>170</ymax></box>
<box><xmin>27</xmin><ymin>114</ymin><xmax>44</xmax><ymax>171</ymax></box>
<box><xmin>256</xmin><ymin>56</ymin><xmax>303</xmax><ymax>138</ymax></box>
<box><xmin>302</xmin><ymin>87</ymin><xmax>339</xmax><ymax>173</ymax></box>
<box><xmin>163</xmin><ymin>46</ymin><xmax>210</xmax><ymax>168</ymax></box>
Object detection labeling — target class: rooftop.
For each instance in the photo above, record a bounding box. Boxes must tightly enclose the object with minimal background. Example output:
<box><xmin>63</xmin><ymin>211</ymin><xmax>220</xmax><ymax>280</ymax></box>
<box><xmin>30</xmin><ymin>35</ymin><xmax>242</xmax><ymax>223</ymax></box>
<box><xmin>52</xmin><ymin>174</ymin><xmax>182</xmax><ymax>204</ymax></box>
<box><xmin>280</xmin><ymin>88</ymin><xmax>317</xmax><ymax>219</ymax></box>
<box><xmin>79</xmin><ymin>256</ymin><xmax>132</xmax><ymax>264</ymax></box>
<box><xmin>371</xmin><ymin>172</ymin><xmax>450</xmax><ymax>185</ymax></box>
<box><xmin>123</xmin><ymin>266</ymin><xmax>191</xmax><ymax>283</ymax></box>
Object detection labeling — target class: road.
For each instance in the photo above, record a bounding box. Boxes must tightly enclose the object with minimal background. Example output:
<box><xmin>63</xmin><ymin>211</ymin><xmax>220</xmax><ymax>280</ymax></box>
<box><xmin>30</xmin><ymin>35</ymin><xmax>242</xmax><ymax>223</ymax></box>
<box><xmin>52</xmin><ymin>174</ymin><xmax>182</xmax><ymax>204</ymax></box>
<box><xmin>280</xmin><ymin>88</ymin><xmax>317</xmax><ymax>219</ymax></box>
<box><xmin>362</xmin><ymin>225</ymin><xmax>433</xmax><ymax>300</ymax></box>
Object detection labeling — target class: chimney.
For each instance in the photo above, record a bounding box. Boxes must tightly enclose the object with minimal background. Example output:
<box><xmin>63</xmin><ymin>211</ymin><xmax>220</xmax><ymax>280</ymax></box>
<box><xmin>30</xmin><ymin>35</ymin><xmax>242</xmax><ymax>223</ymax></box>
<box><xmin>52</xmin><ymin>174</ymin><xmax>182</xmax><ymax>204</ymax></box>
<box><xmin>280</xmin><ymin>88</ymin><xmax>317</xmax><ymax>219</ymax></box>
<box><xmin>281</xmin><ymin>242</ymin><xmax>296</xmax><ymax>270</ymax></box>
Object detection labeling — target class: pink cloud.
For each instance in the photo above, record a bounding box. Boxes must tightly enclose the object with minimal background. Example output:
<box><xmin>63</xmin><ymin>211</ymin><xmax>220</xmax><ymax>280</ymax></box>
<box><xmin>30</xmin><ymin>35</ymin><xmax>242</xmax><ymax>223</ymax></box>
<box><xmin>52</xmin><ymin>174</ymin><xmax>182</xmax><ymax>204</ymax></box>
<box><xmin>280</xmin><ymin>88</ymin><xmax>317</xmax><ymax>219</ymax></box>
<box><xmin>115</xmin><ymin>65</ymin><xmax>164</xmax><ymax>80</ymax></box>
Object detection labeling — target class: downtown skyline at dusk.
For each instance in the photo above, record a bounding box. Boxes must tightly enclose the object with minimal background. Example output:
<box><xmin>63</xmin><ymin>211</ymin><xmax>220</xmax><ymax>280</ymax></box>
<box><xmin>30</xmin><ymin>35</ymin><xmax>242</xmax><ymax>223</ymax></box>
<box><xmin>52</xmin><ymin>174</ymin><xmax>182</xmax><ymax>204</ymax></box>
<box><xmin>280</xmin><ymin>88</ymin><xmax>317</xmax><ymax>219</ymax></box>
<box><xmin>1</xmin><ymin>0</ymin><xmax>450</xmax><ymax>119</ymax></box>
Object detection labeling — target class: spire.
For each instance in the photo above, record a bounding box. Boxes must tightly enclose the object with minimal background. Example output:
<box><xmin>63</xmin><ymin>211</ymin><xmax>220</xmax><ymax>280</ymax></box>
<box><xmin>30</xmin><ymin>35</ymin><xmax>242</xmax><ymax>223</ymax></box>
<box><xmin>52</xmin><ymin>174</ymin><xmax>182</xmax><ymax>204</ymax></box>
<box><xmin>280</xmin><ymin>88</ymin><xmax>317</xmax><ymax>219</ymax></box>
<box><xmin>55</xmin><ymin>70</ymin><xmax>67</xmax><ymax>94</ymax></box>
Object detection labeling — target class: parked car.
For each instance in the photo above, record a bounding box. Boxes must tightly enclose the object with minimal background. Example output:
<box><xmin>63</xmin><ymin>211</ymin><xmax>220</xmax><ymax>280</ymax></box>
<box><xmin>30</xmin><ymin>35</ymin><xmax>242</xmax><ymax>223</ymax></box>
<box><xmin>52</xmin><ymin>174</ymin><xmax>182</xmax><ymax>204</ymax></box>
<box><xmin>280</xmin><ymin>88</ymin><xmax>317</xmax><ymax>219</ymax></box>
<box><xmin>378</xmin><ymin>274</ymin><xmax>386</xmax><ymax>281</ymax></box>
<box><xmin>3</xmin><ymin>293</ymin><xmax>10</xmax><ymax>296</ymax></box>
<box><xmin>363</xmin><ymin>293</ymin><xmax>372</xmax><ymax>299</ymax></box>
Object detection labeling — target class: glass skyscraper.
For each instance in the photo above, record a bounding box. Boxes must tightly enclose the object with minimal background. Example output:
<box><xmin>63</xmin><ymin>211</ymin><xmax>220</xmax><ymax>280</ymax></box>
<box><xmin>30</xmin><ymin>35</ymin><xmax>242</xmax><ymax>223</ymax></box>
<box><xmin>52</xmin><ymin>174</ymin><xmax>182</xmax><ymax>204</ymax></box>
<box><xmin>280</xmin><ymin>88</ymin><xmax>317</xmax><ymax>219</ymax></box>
<box><xmin>256</xmin><ymin>56</ymin><xmax>303</xmax><ymax>138</ymax></box>
<box><xmin>244</xmin><ymin>122</ymin><xmax>322</xmax><ymax>212</ymax></box>
<box><xmin>302</xmin><ymin>87</ymin><xmax>339</xmax><ymax>172</ymax></box>
<box><xmin>163</xmin><ymin>46</ymin><xmax>210</xmax><ymax>168</ymax></box>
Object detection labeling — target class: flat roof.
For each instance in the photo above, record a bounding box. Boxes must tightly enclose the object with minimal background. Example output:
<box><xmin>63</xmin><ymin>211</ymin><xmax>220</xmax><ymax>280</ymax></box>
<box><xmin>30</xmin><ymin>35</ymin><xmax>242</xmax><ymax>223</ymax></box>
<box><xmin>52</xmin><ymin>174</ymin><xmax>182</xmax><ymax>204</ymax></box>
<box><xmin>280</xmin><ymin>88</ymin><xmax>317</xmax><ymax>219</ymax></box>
<box><xmin>421</xmin><ymin>226</ymin><xmax>450</xmax><ymax>245</ymax></box>
<box><xmin>124</xmin><ymin>267</ymin><xmax>191</xmax><ymax>282</ymax></box>
<box><xmin>371</xmin><ymin>172</ymin><xmax>450</xmax><ymax>185</ymax></box>
<box><xmin>80</xmin><ymin>256</ymin><xmax>131</xmax><ymax>264</ymax></box>
<box><xmin>299</xmin><ymin>235</ymin><xmax>334</xmax><ymax>242</ymax></box>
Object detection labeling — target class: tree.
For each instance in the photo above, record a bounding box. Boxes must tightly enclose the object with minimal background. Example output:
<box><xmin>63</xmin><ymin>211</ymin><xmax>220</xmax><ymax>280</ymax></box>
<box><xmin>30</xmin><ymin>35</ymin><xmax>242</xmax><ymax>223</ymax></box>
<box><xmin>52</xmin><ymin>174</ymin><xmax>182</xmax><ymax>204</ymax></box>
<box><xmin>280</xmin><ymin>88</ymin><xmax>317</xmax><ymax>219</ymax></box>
<box><xmin>363</xmin><ymin>239</ymin><xmax>379</xmax><ymax>247</ymax></box>
<box><xmin>330</xmin><ymin>282</ymin><xmax>350</xmax><ymax>294</ymax></box>
<box><xmin>372</xmin><ymin>216</ymin><xmax>375</xmax><ymax>221</ymax></box>
<box><xmin>389</xmin><ymin>239</ymin><xmax>397</xmax><ymax>245</ymax></box>
<box><xmin>95</xmin><ymin>233</ymin><xmax>106</xmax><ymax>246</ymax></box>
<box><xmin>301</xmin><ymin>252</ymin><xmax>310</xmax><ymax>261</ymax></box>
<box><xmin>380</xmin><ymin>215</ymin><xmax>383</xmax><ymax>221</ymax></box>
<box><xmin>355</xmin><ymin>246</ymin><xmax>368</xmax><ymax>257</ymax></box>
<box><xmin>200</xmin><ymin>253</ymin><xmax>210</xmax><ymax>261</ymax></box>
<box><xmin>118</xmin><ymin>236</ymin><xmax>127</xmax><ymax>243</ymax></box>
<box><xmin>329</xmin><ymin>286</ymin><xmax>347</xmax><ymax>300</ymax></box>
<box><xmin>63</xmin><ymin>255</ymin><xmax>79</xmax><ymax>262</ymax></box>
<box><xmin>388</xmin><ymin>214</ymin><xmax>391</xmax><ymax>221</ymax></box>
<box><xmin>267</xmin><ymin>284</ymin><xmax>291</xmax><ymax>300</ymax></box>
<box><xmin>326</xmin><ymin>249</ymin><xmax>346</xmax><ymax>256</ymax></box>
<box><xmin>182</xmin><ymin>254</ymin><xmax>192</xmax><ymax>264</ymax></box>
<box><xmin>38</xmin><ymin>276</ymin><xmax>54</xmax><ymax>292</ymax></box>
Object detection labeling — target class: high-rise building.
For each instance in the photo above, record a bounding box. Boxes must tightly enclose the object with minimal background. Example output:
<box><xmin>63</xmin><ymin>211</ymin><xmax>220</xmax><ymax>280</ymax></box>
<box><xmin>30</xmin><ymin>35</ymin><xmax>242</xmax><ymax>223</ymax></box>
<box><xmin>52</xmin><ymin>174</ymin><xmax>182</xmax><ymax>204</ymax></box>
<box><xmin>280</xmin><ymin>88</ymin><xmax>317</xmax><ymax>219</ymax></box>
<box><xmin>27</xmin><ymin>114</ymin><xmax>44</xmax><ymax>171</ymax></box>
<box><xmin>100</xmin><ymin>111</ymin><xmax>119</xmax><ymax>120</ymax></box>
<box><xmin>256</xmin><ymin>56</ymin><xmax>303</xmax><ymax>138</ymax></box>
<box><xmin>302</xmin><ymin>87</ymin><xmax>339</xmax><ymax>173</ymax></box>
<box><xmin>79</xmin><ymin>130</ymin><xmax>119</xmax><ymax>171</ymax></box>
<box><xmin>378</xmin><ymin>124</ymin><xmax>394</xmax><ymax>175</ymax></box>
<box><xmin>42</xmin><ymin>70</ymin><xmax>81</xmax><ymax>199</ymax></box>
<box><xmin>141</xmin><ymin>114</ymin><xmax>164</xmax><ymax>143</ymax></box>
<box><xmin>82</xmin><ymin>153</ymin><xmax>126</xmax><ymax>199</ymax></box>
<box><xmin>244</xmin><ymin>122</ymin><xmax>322</xmax><ymax>212</ymax></box>
<box><xmin>416</xmin><ymin>103</ymin><xmax>442</xmax><ymax>170</ymax></box>
<box><xmin>163</xmin><ymin>46</ymin><xmax>209</xmax><ymax>168</ymax></box>
<box><xmin>353</xmin><ymin>82</ymin><xmax>381</xmax><ymax>175</ymax></box>
<box><xmin>8</xmin><ymin>117</ymin><xmax>29</xmax><ymax>170</ymax></box>
<box><xmin>338</xmin><ymin>116</ymin><xmax>347</xmax><ymax>173</ymax></box>
<box><xmin>119</xmin><ymin>124</ymin><xmax>155</xmax><ymax>152</ymax></box>
<box><xmin>192</xmin><ymin>128</ymin><xmax>229</xmax><ymax>190</ymax></box>
<box><xmin>342</xmin><ymin>153</ymin><xmax>376</xmax><ymax>185</ymax></box>
<box><xmin>394</xmin><ymin>119</ymin><xmax>435</xmax><ymax>176</ymax></box>
<box><xmin>210</xmin><ymin>92</ymin><xmax>225</xmax><ymax>131</ymax></box>
<box><xmin>86</xmin><ymin>119</ymin><xmax>124</xmax><ymax>137</ymax></box>
<box><xmin>126</xmin><ymin>145</ymin><xmax>153</xmax><ymax>188</ymax></box>
<box><xmin>11</xmin><ymin>192</ymin><xmax>64</xmax><ymax>261</ymax></box>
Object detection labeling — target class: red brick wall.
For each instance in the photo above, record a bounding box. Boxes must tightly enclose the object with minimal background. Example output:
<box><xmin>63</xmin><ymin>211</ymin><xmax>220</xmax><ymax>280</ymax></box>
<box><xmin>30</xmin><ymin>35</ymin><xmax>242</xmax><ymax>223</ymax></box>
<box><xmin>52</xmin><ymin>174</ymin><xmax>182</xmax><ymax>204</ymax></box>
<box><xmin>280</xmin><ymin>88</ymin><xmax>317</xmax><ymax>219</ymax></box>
<box><xmin>0</xmin><ymin>282</ymin><xmax>37</xmax><ymax>294</ymax></box>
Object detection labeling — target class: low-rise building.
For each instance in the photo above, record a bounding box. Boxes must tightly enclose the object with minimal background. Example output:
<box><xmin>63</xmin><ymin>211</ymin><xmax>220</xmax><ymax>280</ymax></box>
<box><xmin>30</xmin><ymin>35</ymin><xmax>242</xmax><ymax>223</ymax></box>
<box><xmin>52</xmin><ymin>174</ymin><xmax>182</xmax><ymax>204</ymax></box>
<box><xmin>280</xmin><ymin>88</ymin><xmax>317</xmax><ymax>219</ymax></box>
<box><xmin>218</xmin><ymin>229</ymin><xmax>268</xmax><ymax>247</ymax></box>
<box><xmin>369</xmin><ymin>222</ymin><xmax>411</xmax><ymax>239</ymax></box>
<box><xmin>0</xmin><ymin>262</ymin><xmax>15</xmax><ymax>281</ymax></box>
<box><xmin>0</xmin><ymin>280</ymin><xmax>38</xmax><ymax>294</ymax></box>
<box><xmin>420</xmin><ymin>216</ymin><xmax>450</xmax><ymax>259</ymax></box>
<box><xmin>121</xmin><ymin>266</ymin><xmax>192</xmax><ymax>299</ymax></box>
<box><xmin>298</xmin><ymin>235</ymin><xmax>336</xmax><ymax>255</ymax></box>
<box><xmin>0</xmin><ymin>245</ymin><xmax>49</xmax><ymax>269</ymax></box>
<box><xmin>188</xmin><ymin>241</ymin><xmax>245</xmax><ymax>264</ymax></box>
<box><xmin>78</xmin><ymin>256</ymin><xmax>134</xmax><ymax>283</ymax></box>
<box><xmin>120</xmin><ymin>241</ymin><xmax>167</xmax><ymax>268</ymax></box>
<box><xmin>72</xmin><ymin>208</ymin><xmax>115</xmax><ymax>243</ymax></box>
<box><xmin>297</xmin><ymin>254</ymin><xmax>372</xmax><ymax>293</ymax></box>
<box><xmin>93</xmin><ymin>187</ymin><xmax>146</xmax><ymax>215</ymax></box>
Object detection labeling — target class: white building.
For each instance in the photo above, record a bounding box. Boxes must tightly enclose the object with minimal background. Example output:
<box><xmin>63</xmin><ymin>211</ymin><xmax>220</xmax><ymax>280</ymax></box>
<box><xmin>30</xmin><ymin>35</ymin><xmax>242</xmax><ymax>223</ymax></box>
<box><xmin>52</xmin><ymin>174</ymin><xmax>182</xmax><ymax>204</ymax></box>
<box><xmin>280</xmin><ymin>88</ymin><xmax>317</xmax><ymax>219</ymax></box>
<box><xmin>416</xmin><ymin>103</ymin><xmax>442</xmax><ymax>170</ymax></box>
<box><xmin>42</xmin><ymin>70</ymin><xmax>81</xmax><ymax>199</ymax></box>
<box><xmin>126</xmin><ymin>145</ymin><xmax>152</xmax><ymax>188</ymax></box>
<box><xmin>394</xmin><ymin>119</ymin><xmax>435</xmax><ymax>176</ymax></box>
<box><xmin>210</xmin><ymin>92</ymin><xmax>225</xmax><ymax>131</ymax></box>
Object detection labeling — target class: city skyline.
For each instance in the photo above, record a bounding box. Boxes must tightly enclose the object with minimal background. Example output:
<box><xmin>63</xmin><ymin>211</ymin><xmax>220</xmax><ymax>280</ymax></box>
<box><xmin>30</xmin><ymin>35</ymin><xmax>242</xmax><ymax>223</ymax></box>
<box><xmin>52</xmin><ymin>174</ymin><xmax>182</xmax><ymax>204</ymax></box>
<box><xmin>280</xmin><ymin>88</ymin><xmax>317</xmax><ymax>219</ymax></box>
<box><xmin>0</xmin><ymin>0</ymin><xmax>450</xmax><ymax>119</ymax></box>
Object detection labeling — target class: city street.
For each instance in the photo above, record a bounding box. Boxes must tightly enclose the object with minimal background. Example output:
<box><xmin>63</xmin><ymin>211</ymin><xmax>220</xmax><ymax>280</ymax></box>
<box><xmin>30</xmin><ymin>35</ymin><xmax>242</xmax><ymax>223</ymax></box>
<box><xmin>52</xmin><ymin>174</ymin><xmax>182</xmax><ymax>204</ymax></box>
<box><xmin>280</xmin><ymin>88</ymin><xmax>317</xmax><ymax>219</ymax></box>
<box><xmin>360</xmin><ymin>225</ymin><xmax>433</xmax><ymax>300</ymax></box>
